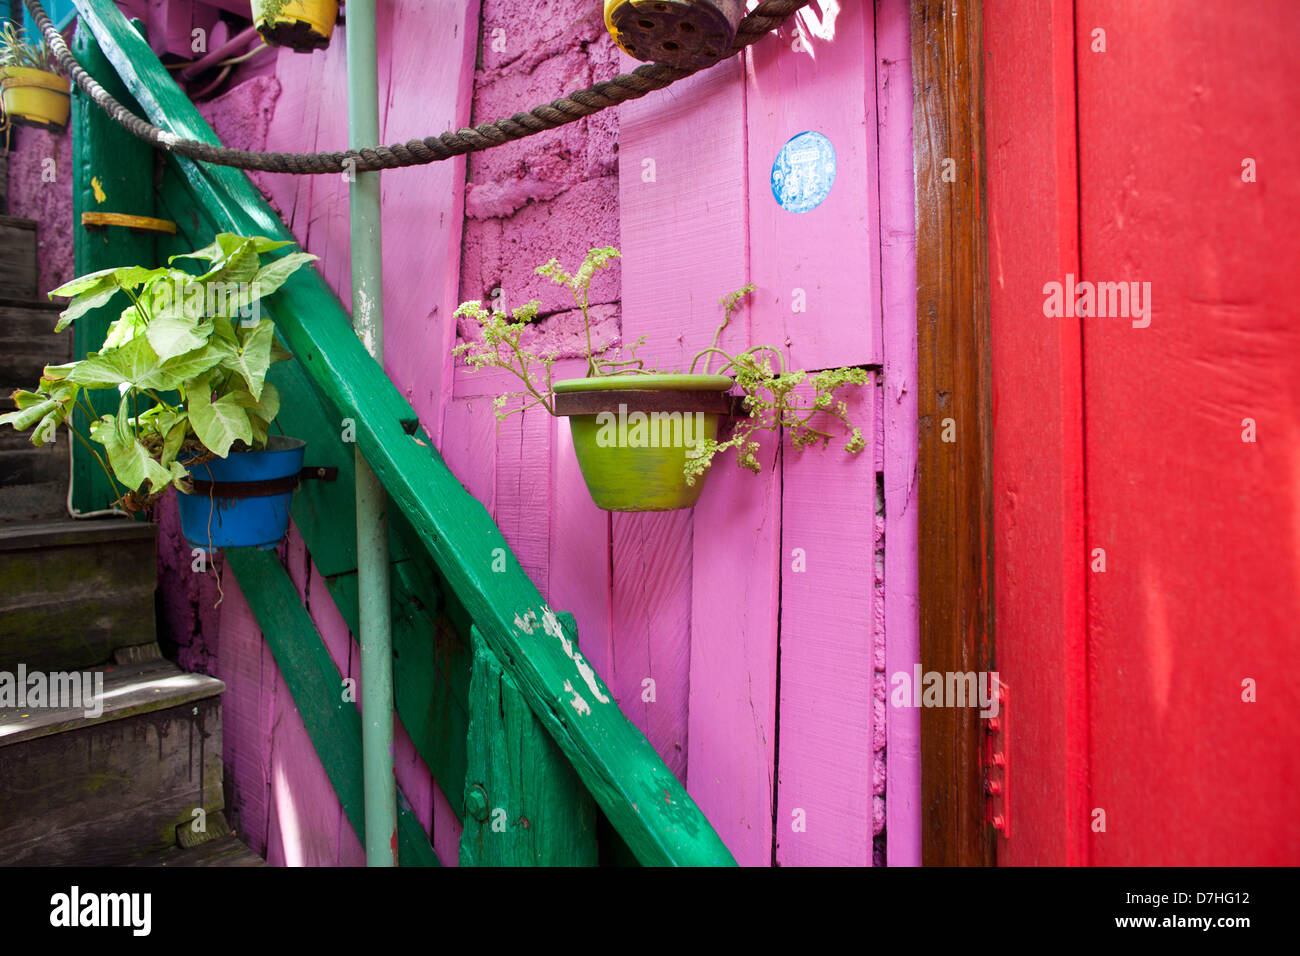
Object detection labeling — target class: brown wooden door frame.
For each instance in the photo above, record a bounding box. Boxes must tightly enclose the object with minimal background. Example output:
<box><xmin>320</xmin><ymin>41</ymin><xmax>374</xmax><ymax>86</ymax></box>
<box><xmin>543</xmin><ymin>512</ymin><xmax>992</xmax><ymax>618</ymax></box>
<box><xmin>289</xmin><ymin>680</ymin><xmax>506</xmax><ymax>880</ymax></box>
<box><xmin>910</xmin><ymin>0</ymin><xmax>996</xmax><ymax>866</ymax></box>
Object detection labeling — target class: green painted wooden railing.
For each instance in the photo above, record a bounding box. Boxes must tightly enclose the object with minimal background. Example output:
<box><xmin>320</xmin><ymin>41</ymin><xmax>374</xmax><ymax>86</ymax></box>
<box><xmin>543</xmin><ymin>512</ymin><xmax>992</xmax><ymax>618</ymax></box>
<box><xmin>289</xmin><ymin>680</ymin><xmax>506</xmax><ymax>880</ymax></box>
<box><xmin>69</xmin><ymin>0</ymin><xmax>735</xmax><ymax>867</ymax></box>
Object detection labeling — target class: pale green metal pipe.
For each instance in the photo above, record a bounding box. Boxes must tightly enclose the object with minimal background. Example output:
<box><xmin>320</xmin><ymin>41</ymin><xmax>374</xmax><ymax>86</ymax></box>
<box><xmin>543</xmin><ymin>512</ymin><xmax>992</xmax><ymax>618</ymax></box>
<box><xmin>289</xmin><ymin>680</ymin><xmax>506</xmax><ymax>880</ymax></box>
<box><xmin>346</xmin><ymin>0</ymin><xmax>396</xmax><ymax>867</ymax></box>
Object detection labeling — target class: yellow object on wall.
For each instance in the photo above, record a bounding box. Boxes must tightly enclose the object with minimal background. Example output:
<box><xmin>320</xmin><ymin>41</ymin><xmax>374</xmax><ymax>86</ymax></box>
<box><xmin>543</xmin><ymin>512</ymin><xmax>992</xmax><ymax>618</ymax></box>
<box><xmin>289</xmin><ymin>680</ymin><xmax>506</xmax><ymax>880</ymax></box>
<box><xmin>0</xmin><ymin>66</ymin><xmax>71</xmax><ymax>132</ymax></box>
<box><xmin>251</xmin><ymin>0</ymin><xmax>340</xmax><ymax>53</ymax></box>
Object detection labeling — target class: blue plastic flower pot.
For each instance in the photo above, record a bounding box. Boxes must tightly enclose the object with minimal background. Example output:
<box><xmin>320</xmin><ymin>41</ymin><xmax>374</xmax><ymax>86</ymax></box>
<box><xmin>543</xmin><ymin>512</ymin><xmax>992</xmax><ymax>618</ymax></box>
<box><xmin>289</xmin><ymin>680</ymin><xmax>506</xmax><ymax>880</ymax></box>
<box><xmin>178</xmin><ymin>436</ymin><xmax>306</xmax><ymax>551</ymax></box>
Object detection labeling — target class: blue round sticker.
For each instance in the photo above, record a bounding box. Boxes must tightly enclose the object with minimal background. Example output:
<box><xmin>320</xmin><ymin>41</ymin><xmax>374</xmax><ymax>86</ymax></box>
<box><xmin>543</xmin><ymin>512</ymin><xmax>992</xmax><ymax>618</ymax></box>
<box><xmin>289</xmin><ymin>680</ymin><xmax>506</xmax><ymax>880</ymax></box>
<box><xmin>771</xmin><ymin>131</ymin><xmax>836</xmax><ymax>214</ymax></box>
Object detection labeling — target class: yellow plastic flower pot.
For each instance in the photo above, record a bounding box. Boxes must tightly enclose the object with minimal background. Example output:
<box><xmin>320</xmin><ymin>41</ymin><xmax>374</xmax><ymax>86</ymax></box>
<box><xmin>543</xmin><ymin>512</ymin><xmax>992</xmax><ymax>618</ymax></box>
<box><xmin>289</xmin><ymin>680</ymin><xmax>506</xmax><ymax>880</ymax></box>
<box><xmin>603</xmin><ymin>0</ymin><xmax>745</xmax><ymax>69</ymax></box>
<box><xmin>554</xmin><ymin>373</ymin><xmax>734</xmax><ymax>512</ymax></box>
<box><xmin>252</xmin><ymin>0</ymin><xmax>339</xmax><ymax>53</ymax></box>
<box><xmin>0</xmin><ymin>66</ymin><xmax>71</xmax><ymax>132</ymax></box>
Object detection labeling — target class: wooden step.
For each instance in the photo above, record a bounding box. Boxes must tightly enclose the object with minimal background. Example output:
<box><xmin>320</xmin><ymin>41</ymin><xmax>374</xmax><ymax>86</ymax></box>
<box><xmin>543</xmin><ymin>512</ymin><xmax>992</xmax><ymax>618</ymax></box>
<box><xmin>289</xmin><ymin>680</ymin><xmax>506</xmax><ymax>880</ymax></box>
<box><xmin>0</xmin><ymin>422</ymin><xmax>53</xmax><ymax>453</ymax></box>
<box><xmin>0</xmin><ymin>217</ymin><xmax>39</xmax><ymax>300</ymax></box>
<box><xmin>128</xmin><ymin>832</ymin><xmax>266</xmax><ymax>867</ymax></box>
<box><xmin>0</xmin><ymin>658</ymin><xmax>227</xmax><ymax>866</ymax></box>
<box><xmin>1</xmin><ymin>301</ymin><xmax>70</xmax><ymax>457</ymax></box>
<box><xmin>0</xmin><ymin>517</ymin><xmax>160</xmax><ymax>671</ymax></box>
<box><xmin>0</xmin><ymin>300</ymin><xmax>73</xmax><ymax>446</ymax></box>
<box><xmin>0</xmin><ymin>444</ymin><xmax>68</xmax><ymax>522</ymax></box>
<box><xmin>0</xmin><ymin>347</ymin><xmax>64</xmax><ymax>397</ymax></box>
<box><xmin>0</xmin><ymin>298</ymin><xmax>65</xmax><ymax>345</ymax></box>
<box><xmin>0</xmin><ymin>300</ymin><xmax>75</xmax><ymax>508</ymax></box>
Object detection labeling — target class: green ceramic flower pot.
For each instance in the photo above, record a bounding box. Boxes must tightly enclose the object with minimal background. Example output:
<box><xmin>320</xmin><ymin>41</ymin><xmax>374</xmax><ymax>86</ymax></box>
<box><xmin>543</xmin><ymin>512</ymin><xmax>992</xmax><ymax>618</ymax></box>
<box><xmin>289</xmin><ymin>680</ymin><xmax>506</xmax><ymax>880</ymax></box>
<box><xmin>554</xmin><ymin>373</ymin><xmax>734</xmax><ymax>512</ymax></box>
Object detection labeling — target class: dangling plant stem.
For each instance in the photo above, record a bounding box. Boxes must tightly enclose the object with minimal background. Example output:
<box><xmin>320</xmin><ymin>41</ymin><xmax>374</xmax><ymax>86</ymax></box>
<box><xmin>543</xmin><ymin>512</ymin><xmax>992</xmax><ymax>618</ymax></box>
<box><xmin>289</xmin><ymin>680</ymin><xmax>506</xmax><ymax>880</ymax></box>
<box><xmin>67</xmin><ymin>421</ymin><xmax>128</xmax><ymax>505</ymax></box>
<box><xmin>699</xmin><ymin>283</ymin><xmax>756</xmax><ymax>375</ymax></box>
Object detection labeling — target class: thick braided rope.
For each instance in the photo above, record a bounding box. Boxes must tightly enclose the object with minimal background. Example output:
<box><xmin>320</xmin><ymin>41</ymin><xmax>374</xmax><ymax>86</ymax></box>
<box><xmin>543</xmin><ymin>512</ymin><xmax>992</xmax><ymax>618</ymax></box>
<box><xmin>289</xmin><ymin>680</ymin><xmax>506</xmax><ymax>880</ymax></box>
<box><xmin>26</xmin><ymin>0</ymin><xmax>811</xmax><ymax>175</ymax></box>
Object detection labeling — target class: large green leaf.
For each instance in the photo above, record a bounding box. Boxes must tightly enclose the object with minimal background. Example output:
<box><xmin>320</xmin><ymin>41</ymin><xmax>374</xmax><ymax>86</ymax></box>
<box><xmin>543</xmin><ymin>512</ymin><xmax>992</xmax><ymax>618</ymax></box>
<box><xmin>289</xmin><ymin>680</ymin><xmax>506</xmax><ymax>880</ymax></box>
<box><xmin>220</xmin><ymin>319</ymin><xmax>275</xmax><ymax>400</ymax></box>
<box><xmin>188</xmin><ymin>385</ymin><xmax>252</xmax><ymax>458</ymax></box>
<box><xmin>0</xmin><ymin>397</ymin><xmax>58</xmax><ymax>431</ymax></box>
<box><xmin>149</xmin><ymin>343</ymin><xmax>226</xmax><ymax>391</ymax></box>
<box><xmin>49</xmin><ymin>265</ymin><xmax>158</xmax><ymax>298</ymax></box>
<box><xmin>145</xmin><ymin>312</ymin><xmax>214</xmax><ymax>362</ymax></box>
<box><xmin>173</xmin><ymin>233</ymin><xmax>293</xmax><ymax>264</ymax></box>
<box><xmin>31</xmin><ymin>405</ymin><xmax>67</xmax><ymax>447</ymax></box>
<box><xmin>53</xmin><ymin>278</ymin><xmax>120</xmax><ymax>332</ymax></box>
<box><xmin>246</xmin><ymin>251</ymin><xmax>318</xmax><ymax>305</ymax></box>
<box><xmin>48</xmin><ymin>266</ymin><xmax>122</xmax><ymax>298</ymax></box>
<box><xmin>68</xmin><ymin>336</ymin><xmax>163</xmax><ymax>390</ymax></box>
<box><xmin>6</xmin><ymin>389</ymin><xmax>49</xmax><ymax>411</ymax></box>
<box><xmin>102</xmin><ymin>303</ymin><xmax>148</xmax><ymax>350</ymax></box>
<box><xmin>49</xmin><ymin>265</ymin><xmax>162</xmax><ymax>332</ymax></box>
<box><xmin>199</xmin><ymin>237</ymin><xmax>261</xmax><ymax>287</ymax></box>
<box><xmin>90</xmin><ymin>414</ymin><xmax>173</xmax><ymax>495</ymax></box>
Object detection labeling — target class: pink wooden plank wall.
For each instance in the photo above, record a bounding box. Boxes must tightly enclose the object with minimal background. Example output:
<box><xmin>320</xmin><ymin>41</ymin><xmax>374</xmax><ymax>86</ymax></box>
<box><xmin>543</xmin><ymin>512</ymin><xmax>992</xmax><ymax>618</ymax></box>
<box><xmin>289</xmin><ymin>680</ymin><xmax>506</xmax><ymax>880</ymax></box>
<box><xmin>619</xmin><ymin>57</ymin><xmax>754</xmax><ymax>832</ymax></box>
<box><xmin>751</xmin><ymin>2</ymin><xmax>882</xmax><ymax>868</ymax></box>
<box><xmin>167</xmin><ymin>0</ymin><xmax>919</xmax><ymax>867</ymax></box>
<box><xmin>876</xmin><ymin>0</ymin><xmax>921</xmax><ymax>867</ymax></box>
<box><xmin>449</xmin><ymin>0</ymin><xmax>919</xmax><ymax>866</ymax></box>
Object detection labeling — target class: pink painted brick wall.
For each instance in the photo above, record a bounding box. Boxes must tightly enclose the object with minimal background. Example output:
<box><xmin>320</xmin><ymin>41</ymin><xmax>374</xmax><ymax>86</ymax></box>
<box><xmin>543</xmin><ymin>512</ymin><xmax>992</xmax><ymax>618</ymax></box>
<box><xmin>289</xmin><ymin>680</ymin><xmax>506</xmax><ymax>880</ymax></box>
<box><xmin>459</xmin><ymin>0</ymin><xmax>622</xmax><ymax>353</ymax></box>
<box><xmin>5</xmin><ymin>127</ymin><xmax>74</xmax><ymax>294</ymax></box>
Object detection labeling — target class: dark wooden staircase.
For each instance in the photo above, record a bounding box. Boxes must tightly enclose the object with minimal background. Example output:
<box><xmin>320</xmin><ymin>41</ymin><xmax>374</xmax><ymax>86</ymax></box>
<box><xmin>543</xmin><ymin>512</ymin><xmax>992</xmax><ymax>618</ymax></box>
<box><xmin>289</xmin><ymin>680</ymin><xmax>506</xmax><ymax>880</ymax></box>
<box><xmin>0</xmin><ymin>209</ymin><xmax>258</xmax><ymax>866</ymax></box>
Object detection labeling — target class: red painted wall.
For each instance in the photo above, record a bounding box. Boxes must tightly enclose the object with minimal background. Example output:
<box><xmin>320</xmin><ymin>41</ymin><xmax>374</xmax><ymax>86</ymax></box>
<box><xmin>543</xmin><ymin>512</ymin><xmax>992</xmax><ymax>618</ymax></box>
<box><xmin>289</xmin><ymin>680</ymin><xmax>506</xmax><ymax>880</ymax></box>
<box><xmin>984</xmin><ymin>0</ymin><xmax>1087</xmax><ymax>868</ymax></box>
<box><xmin>986</xmin><ymin>0</ymin><xmax>1300</xmax><ymax>865</ymax></box>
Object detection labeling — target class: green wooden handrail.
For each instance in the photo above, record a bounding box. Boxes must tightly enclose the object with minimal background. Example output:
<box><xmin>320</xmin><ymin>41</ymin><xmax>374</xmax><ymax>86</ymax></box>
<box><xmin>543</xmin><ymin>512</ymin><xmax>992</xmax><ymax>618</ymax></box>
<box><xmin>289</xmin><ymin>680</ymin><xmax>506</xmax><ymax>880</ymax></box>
<box><xmin>70</xmin><ymin>0</ymin><xmax>735</xmax><ymax>866</ymax></box>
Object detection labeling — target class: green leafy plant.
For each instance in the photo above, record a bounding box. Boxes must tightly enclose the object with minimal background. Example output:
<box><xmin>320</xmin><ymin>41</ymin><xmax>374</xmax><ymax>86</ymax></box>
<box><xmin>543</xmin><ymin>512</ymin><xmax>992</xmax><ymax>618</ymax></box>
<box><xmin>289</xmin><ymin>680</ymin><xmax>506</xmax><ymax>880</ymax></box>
<box><xmin>0</xmin><ymin>233</ymin><xmax>316</xmax><ymax>511</ymax></box>
<box><xmin>0</xmin><ymin>22</ymin><xmax>60</xmax><ymax>74</ymax></box>
<box><xmin>454</xmin><ymin>246</ymin><xmax>869</xmax><ymax>484</ymax></box>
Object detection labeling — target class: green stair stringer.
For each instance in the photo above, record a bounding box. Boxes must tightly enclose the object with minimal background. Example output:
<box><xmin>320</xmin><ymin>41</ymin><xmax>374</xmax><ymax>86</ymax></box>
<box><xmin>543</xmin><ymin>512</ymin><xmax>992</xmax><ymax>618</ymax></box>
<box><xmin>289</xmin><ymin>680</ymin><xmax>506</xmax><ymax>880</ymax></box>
<box><xmin>72</xmin><ymin>0</ymin><xmax>734</xmax><ymax>866</ymax></box>
<box><xmin>70</xmin><ymin>17</ymin><xmax>157</xmax><ymax>514</ymax></box>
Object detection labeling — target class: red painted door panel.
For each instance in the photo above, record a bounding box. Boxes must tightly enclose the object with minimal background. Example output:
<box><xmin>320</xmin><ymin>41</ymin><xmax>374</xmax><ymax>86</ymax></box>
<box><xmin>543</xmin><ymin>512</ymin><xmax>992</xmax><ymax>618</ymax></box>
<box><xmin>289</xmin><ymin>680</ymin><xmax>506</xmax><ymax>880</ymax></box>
<box><xmin>1077</xmin><ymin>1</ymin><xmax>1300</xmax><ymax>864</ymax></box>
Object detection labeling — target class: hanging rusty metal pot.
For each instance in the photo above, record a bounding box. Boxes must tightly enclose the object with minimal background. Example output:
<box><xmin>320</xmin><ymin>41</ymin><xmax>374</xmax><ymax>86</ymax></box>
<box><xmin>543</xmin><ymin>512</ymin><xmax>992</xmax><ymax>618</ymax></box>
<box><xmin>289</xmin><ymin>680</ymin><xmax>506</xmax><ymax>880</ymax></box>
<box><xmin>603</xmin><ymin>0</ymin><xmax>746</xmax><ymax>70</ymax></box>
